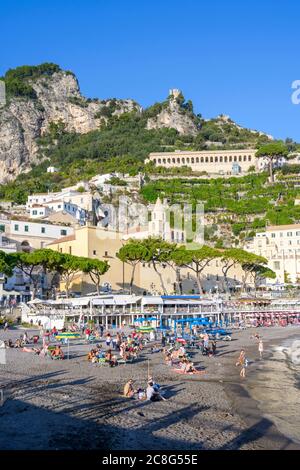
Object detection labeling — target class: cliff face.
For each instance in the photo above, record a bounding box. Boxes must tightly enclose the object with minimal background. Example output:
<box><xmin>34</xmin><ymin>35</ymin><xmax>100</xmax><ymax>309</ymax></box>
<box><xmin>146</xmin><ymin>89</ymin><xmax>199</xmax><ymax>136</ymax></box>
<box><xmin>0</xmin><ymin>70</ymin><xmax>139</xmax><ymax>182</ymax></box>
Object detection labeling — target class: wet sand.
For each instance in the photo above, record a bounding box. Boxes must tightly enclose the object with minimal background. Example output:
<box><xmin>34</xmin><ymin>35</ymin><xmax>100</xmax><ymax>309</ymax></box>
<box><xmin>0</xmin><ymin>325</ymin><xmax>299</xmax><ymax>450</ymax></box>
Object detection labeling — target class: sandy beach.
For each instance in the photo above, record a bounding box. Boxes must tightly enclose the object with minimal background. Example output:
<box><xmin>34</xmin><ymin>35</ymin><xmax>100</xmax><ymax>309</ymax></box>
<box><xmin>0</xmin><ymin>325</ymin><xmax>299</xmax><ymax>450</ymax></box>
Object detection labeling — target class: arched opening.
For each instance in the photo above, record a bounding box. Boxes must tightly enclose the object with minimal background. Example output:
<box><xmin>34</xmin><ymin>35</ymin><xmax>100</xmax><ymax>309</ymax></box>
<box><xmin>21</xmin><ymin>240</ymin><xmax>31</xmax><ymax>253</ymax></box>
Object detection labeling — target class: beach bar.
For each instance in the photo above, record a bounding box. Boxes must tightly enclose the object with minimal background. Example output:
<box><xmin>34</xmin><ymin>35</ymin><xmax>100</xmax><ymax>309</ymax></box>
<box><xmin>20</xmin><ymin>295</ymin><xmax>300</xmax><ymax>330</ymax></box>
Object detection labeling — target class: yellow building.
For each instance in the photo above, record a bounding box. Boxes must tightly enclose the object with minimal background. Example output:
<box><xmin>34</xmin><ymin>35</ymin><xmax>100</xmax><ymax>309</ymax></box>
<box><xmin>47</xmin><ymin>224</ymin><xmax>245</xmax><ymax>295</ymax></box>
<box><xmin>47</xmin><ymin>225</ymin><xmax>132</xmax><ymax>293</ymax></box>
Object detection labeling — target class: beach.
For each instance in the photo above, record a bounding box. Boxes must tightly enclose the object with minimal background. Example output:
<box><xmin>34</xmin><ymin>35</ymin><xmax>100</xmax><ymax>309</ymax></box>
<box><xmin>0</xmin><ymin>325</ymin><xmax>299</xmax><ymax>450</ymax></box>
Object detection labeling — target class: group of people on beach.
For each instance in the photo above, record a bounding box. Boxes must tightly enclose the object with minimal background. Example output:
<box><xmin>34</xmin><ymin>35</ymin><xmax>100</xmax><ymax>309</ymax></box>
<box><xmin>87</xmin><ymin>330</ymin><xmax>147</xmax><ymax>366</ymax></box>
<box><xmin>4</xmin><ymin>331</ymin><xmax>39</xmax><ymax>349</ymax></box>
<box><xmin>123</xmin><ymin>376</ymin><xmax>167</xmax><ymax>402</ymax></box>
<box><xmin>162</xmin><ymin>343</ymin><xmax>198</xmax><ymax>374</ymax></box>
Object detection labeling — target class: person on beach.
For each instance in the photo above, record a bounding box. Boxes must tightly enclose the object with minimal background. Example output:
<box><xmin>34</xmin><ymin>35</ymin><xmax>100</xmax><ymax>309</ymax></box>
<box><xmin>123</xmin><ymin>379</ymin><xmax>136</xmax><ymax>398</ymax></box>
<box><xmin>258</xmin><ymin>339</ymin><xmax>264</xmax><ymax>359</ymax></box>
<box><xmin>236</xmin><ymin>349</ymin><xmax>247</xmax><ymax>378</ymax></box>
<box><xmin>105</xmin><ymin>332</ymin><xmax>112</xmax><ymax>347</ymax></box>
<box><xmin>211</xmin><ymin>340</ymin><xmax>217</xmax><ymax>356</ymax></box>
<box><xmin>22</xmin><ymin>346</ymin><xmax>41</xmax><ymax>354</ymax></box>
<box><xmin>146</xmin><ymin>381</ymin><xmax>166</xmax><ymax>401</ymax></box>
<box><xmin>51</xmin><ymin>345</ymin><xmax>64</xmax><ymax>360</ymax></box>
<box><xmin>105</xmin><ymin>349</ymin><xmax>117</xmax><ymax>367</ymax></box>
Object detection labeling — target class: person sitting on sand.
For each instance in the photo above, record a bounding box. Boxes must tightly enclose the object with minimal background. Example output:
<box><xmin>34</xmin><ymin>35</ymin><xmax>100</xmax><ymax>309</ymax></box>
<box><xmin>88</xmin><ymin>349</ymin><xmax>96</xmax><ymax>362</ymax></box>
<box><xmin>137</xmin><ymin>388</ymin><xmax>146</xmax><ymax>400</ymax></box>
<box><xmin>105</xmin><ymin>349</ymin><xmax>117</xmax><ymax>367</ymax></box>
<box><xmin>148</xmin><ymin>377</ymin><xmax>162</xmax><ymax>394</ymax></box>
<box><xmin>123</xmin><ymin>379</ymin><xmax>136</xmax><ymax>398</ymax></box>
<box><xmin>146</xmin><ymin>382</ymin><xmax>166</xmax><ymax>402</ymax></box>
<box><xmin>51</xmin><ymin>345</ymin><xmax>64</xmax><ymax>360</ymax></box>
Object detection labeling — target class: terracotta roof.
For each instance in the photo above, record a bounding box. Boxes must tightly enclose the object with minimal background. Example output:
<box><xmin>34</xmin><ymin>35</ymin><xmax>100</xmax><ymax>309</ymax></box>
<box><xmin>47</xmin><ymin>234</ymin><xmax>76</xmax><ymax>245</ymax></box>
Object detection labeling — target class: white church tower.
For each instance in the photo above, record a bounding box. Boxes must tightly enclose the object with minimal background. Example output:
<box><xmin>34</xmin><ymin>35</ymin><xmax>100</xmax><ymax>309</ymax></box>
<box><xmin>148</xmin><ymin>197</ymin><xmax>185</xmax><ymax>243</ymax></box>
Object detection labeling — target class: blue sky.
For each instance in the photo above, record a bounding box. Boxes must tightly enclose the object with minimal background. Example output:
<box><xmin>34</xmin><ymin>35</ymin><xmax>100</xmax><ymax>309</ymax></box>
<box><xmin>1</xmin><ymin>0</ymin><xmax>300</xmax><ymax>140</ymax></box>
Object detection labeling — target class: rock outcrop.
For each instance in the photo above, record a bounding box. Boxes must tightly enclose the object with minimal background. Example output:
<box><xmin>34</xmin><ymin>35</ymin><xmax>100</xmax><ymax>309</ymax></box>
<box><xmin>146</xmin><ymin>88</ymin><xmax>199</xmax><ymax>136</ymax></box>
<box><xmin>0</xmin><ymin>68</ymin><xmax>140</xmax><ymax>182</ymax></box>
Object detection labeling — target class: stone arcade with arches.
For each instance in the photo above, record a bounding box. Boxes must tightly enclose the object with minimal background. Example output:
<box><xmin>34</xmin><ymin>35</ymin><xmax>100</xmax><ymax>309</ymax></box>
<box><xmin>146</xmin><ymin>149</ymin><xmax>257</xmax><ymax>174</ymax></box>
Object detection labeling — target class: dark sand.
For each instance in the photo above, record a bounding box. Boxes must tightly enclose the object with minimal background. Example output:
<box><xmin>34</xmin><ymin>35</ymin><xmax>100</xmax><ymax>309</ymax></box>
<box><xmin>0</xmin><ymin>325</ymin><xmax>299</xmax><ymax>450</ymax></box>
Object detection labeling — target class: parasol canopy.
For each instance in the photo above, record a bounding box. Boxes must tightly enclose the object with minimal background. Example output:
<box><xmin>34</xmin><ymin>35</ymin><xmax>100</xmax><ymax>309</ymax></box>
<box><xmin>56</xmin><ymin>332</ymin><xmax>81</xmax><ymax>340</ymax></box>
<box><xmin>136</xmin><ymin>326</ymin><xmax>155</xmax><ymax>332</ymax></box>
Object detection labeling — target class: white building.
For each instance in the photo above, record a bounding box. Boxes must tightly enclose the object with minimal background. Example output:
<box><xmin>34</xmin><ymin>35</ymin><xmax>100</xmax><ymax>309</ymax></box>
<box><xmin>245</xmin><ymin>224</ymin><xmax>300</xmax><ymax>285</ymax></box>
<box><xmin>29</xmin><ymin>205</ymin><xmax>51</xmax><ymax>219</ymax></box>
<box><xmin>26</xmin><ymin>187</ymin><xmax>97</xmax><ymax>224</ymax></box>
<box><xmin>0</xmin><ymin>233</ymin><xmax>32</xmax><ymax>305</ymax></box>
<box><xmin>47</xmin><ymin>166</ymin><xmax>59</xmax><ymax>173</ymax></box>
<box><xmin>90</xmin><ymin>173</ymin><xmax>114</xmax><ymax>189</ymax></box>
<box><xmin>0</xmin><ymin>218</ymin><xmax>74</xmax><ymax>250</ymax></box>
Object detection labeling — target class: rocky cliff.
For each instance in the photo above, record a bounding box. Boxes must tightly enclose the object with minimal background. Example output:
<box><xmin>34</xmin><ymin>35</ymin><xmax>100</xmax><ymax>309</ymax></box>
<box><xmin>146</xmin><ymin>88</ymin><xmax>199</xmax><ymax>136</ymax></box>
<box><xmin>0</xmin><ymin>65</ymin><xmax>140</xmax><ymax>182</ymax></box>
<box><xmin>0</xmin><ymin>65</ymin><xmax>272</xmax><ymax>185</ymax></box>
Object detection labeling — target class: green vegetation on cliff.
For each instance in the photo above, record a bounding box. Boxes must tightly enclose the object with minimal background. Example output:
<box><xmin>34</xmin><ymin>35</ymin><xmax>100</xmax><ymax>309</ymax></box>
<box><xmin>1</xmin><ymin>63</ymin><xmax>62</xmax><ymax>100</ymax></box>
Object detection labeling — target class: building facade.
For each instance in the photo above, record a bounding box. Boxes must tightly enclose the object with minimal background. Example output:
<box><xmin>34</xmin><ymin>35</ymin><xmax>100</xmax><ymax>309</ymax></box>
<box><xmin>245</xmin><ymin>224</ymin><xmax>300</xmax><ymax>285</ymax></box>
<box><xmin>0</xmin><ymin>218</ymin><xmax>74</xmax><ymax>250</ymax></box>
<box><xmin>123</xmin><ymin>197</ymin><xmax>187</xmax><ymax>243</ymax></box>
<box><xmin>146</xmin><ymin>149</ymin><xmax>257</xmax><ymax>174</ymax></box>
<box><xmin>47</xmin><ymin>224</ymin><xmax>244</xmax><ymax>295</ymax></box>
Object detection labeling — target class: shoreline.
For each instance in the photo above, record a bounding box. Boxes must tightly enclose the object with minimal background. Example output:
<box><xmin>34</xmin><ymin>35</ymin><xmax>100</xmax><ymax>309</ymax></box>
<box><xmin>222</xmin><ymin>328</ymin><xmax>300</xmax><ymax>450</ymax></box>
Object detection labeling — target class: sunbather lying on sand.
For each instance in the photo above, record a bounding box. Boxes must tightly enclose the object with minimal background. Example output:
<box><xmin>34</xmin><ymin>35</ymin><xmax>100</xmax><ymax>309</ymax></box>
<box><xmin>22</xmin><ymin>346</ymin><xmax>41</xmax><ymax>354</ymax></box>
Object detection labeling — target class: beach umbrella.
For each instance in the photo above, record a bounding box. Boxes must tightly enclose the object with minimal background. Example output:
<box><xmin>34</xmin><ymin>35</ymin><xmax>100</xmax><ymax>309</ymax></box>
<box><xmin>56</xmin><ymin>332</ymin><xmax>81</xmax><ymax>340</ymax></box>
<box><xmin>136</xmin><ymin>326</ymin><xmax>155</xmax><ymax>332</ymax></box>
<box><xmin>55</xmin><ymin>332</ymin><xmax>81</xmax><ymax>360</ymax></box>
<box><xmin>176</xmin><ymin>338</ymin><xmax>187</xmax><ymax>344</ymax></box>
